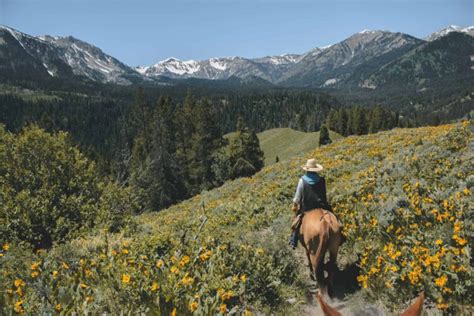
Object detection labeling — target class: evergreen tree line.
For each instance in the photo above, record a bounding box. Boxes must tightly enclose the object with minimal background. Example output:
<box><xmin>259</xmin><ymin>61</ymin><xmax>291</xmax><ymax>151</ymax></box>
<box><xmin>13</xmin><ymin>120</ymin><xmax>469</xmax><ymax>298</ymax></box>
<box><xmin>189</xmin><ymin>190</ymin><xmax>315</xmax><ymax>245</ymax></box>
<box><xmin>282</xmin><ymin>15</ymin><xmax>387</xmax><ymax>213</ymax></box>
<box><xmin>121</xmin><ymin>90</ymin><xmax>264</xmax><ymax>212</ymax></box>
<box><xmin>325</xmin><ymin>105</ymin><xmax>414</xmax><ymax>137</ymax></box>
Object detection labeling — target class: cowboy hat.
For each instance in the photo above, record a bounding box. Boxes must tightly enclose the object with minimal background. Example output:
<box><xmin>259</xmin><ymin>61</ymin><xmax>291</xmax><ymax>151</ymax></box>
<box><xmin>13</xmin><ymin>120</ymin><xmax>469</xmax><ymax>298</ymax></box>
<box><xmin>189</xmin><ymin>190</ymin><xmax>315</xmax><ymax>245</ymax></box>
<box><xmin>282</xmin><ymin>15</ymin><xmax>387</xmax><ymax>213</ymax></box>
<box><xmin>301</xmin><ymin>158</ymin><xmax>323</xmax><ymax>172</ymax></box>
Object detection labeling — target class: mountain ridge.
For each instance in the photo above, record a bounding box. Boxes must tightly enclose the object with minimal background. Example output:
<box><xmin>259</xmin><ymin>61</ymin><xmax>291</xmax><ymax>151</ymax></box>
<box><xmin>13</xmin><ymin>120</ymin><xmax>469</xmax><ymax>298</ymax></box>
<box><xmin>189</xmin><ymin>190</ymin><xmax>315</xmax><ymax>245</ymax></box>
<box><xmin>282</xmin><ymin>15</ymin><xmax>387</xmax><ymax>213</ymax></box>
<box><xmin>0</xmin><ymin>25</ymin><xmax>472</xmax><ymax>88</ymax></box>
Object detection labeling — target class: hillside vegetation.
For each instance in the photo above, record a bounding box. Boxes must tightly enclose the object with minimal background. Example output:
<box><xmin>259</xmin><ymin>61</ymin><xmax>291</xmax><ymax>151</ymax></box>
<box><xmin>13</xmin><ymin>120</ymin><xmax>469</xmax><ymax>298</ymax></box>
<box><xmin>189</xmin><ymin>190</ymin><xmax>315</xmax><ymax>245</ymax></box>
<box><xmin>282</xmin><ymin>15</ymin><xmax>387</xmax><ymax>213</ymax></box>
<box><xmin>1</xmin><ymin>122</ymin><xmax>472</xmax><ymax>314</ymax></box>
<box><xmin>226</xmin><ymin>127</ymin><xmax>342</xmax><ymax>165</ymax></box>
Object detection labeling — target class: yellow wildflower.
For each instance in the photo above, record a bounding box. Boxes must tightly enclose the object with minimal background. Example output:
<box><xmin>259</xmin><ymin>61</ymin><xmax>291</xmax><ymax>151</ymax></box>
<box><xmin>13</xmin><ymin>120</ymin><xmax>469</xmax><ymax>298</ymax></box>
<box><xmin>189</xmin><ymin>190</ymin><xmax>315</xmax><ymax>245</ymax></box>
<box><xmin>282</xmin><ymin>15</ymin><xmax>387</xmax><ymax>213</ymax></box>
<box><xmin>435</xmin><ymin>275</ymin><xmax>448</xmax><ymax>287</ymax></box>
<box><xmin>151</xmin><ymin>282</ymin><xmax>159</xmax><ymax>292</ymax></box>
<box><xmin>435</xmin><ymin>239</ymin><xmax>443</xmax><ymax>246</ymax></box>
<box><xmin>240</xmin><ymin>274</ymin><xmax>247</xmax><ymax>282</ymax></box>
<box><xmin>171</xmin><ymin>307</ymin><xmax>177</xmax><ymax>316</ymax></box>
<box><xmin>62</xmin><ymin>262</ymin><xmax>69</xmax><ymax>270</ymax></box>
<box><xmin>443</xmin><ymin>287</ymin><xmax>453</xmax><ymax>294</ymax></box>
<box><xmin>219</xmin><ymin>304</ymin><xmax>227</xmax><ymax>314</ymax></box>
<box><xmin>52</xmin><ymin>270</ymin><xmax>58</xmax><ymax>278</ymax></box>
<box><xmin>181</xmin><ymin>274</ymin><xmax>194</xmax><ymax>286</ymax></box>
<box><xmin>189</xmin><ymin>300</ymin><xmax>199</xmax><ymax>312</ymax></box>
<box><xmin>199</xmin><ymin>250</ymin><xmax>212</xmax><ymax>261</ymax></box>
<box><xmin>221</xmin><ymin>290</ymin><xmax>234</xmax><ymax>301</ymax></box>
<box><xmin>31</xmin><ymin>262</ymin><xmax>40</xmax><ymax>270</ymax></box>
<box><xmin>14</xmin><ymin>300</ymin><xmax>24</xmax><ymax>313</ymax></box>
<box><xmin>55</xmin><ymin>304</ymin><xmax>62</xmax><ymax>311</ymax></box>
<box><xmin>14</xmin><ymin>279</ymin><xmax>25</xmax><ymax>288</ymax></box>
<box><xmin>463</xmin><ymin>187</ymin><xmax>470</xmax><ymax>195</ymax></box>
<box><xmin>122</xmin><ymin>274</ymin><xmax>131</xmax><ymax>284</ymax></box>
<box><xmin>2</xmin><ymin>243</ymin><xmax>9</xmax><ymax>251</ymax></box>
<box><xmin>179</xmin><ymin>255</ymin><xmax>190</xmax><ymax>267</ymax></box>
<box><xmin>122</xmin><ymin>249</ymin><xmax>129</xmax><ymax>255</ymax></box>
<box><xmin>456</xmin><ymin>237</ymin><xmax>467</xmax><ymax>246</ymax></box>
<box><xmin>170</xmin><ymin>266</ymin><xmax>179</xmax><ymax>274</ymax></box>
<box><xmin>80</xmin><ymin>283</ymin><xmax>89</xmax><ymax>289</ymax></box>
<box><xmin>7</xmin><ymin>288</ymin><xmax>13</xmax><ymax>295</ymax></box>
<box><xmin>15</xmin><ymin>287</ymin><xmax>23</xmax><ymax>297</ymax></box>
<box><xmin>31</xmin><ymin>271</ymin><xmax>39</xmax><ymax>278</ymax></box>
<box><xmin>453</xmin><ymin>221</ymin><xmax>462</xmax><ymax>233</ymax></box>
<box><xmin>357</xmin><ymin>274</ymin><xmax>368</xmax><ymax>289</ymax></box>
<box><xmin>156</xmin><ymin>259</ymin><xmax>164</xmax><ymax>268</ymax></box>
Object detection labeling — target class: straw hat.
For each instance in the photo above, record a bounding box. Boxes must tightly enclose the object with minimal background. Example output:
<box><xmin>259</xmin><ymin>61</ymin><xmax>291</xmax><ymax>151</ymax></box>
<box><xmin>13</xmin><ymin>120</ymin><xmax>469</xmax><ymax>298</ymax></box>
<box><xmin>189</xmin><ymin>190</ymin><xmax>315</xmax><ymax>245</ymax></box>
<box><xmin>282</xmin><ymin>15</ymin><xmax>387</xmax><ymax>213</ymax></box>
<box><xmin>301</xmin><ymin>158</ymin><xmax>323</xmax><ymax>172</ymax></box>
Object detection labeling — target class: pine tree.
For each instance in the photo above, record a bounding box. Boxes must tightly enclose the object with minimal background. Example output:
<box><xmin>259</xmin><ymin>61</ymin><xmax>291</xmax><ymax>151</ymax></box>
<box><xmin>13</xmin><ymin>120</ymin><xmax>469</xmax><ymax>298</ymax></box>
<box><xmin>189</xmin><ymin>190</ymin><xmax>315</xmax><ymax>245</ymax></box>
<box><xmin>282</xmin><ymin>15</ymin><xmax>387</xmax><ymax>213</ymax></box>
<box><xmin>229</xmin><ymin>117</ymin><xmax>264</xmax><ymax>179</ymax></box>
<box><xmin>353</xmin><ymin>107</ymin><xmax>368</xmax><ymax>135</ymax></box>
<box><xmin>319</xmin><ymin>125</ymin><xmax>332</xmax><ymax>146</ymax></box>
<box><xmin>336</xmin><ymin>108</ymin><xmax>348</xmax><ymax>136</ymax></box>
<box><xmin>174</xmin><ymin>91</ymin><xmax>195</xmax><ymax>190</ymax></box>
<box><xmin>189</xmin><ymin>98</ymin><xmax>224</xmax><ymax>191</ymax></box>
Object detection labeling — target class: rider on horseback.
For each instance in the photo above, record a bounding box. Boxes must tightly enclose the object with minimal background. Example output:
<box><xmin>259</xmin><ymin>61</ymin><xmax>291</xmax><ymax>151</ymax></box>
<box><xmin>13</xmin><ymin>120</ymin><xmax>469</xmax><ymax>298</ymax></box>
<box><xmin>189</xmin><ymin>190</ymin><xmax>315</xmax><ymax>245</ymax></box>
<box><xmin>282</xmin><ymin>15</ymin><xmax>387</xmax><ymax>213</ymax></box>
<box><xmin>289</xmin><ymin>158</ymin><xmax>333</xmax><ymax>249</ymax></box>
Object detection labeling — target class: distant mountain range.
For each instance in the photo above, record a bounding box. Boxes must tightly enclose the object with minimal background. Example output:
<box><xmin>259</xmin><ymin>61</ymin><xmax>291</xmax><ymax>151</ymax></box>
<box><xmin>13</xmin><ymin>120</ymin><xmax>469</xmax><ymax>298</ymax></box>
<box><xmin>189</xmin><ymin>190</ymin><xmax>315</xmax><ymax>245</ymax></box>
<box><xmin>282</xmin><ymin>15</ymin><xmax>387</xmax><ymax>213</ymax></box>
<box><xmin>0</xmin><ymin>25</ymin><xmax>473</xmax><ymax>89</ymax></box>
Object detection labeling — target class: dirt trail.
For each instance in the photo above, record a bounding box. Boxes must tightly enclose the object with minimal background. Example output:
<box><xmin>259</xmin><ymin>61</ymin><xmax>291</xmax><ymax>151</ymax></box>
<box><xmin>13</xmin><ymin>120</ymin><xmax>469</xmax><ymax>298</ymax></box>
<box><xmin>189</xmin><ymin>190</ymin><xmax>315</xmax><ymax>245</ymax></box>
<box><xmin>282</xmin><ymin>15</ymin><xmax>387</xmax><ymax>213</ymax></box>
<box><xmin>294</xmin><ymin>247</ymin><xmax>383</xmax><ymax>316</ymax></box>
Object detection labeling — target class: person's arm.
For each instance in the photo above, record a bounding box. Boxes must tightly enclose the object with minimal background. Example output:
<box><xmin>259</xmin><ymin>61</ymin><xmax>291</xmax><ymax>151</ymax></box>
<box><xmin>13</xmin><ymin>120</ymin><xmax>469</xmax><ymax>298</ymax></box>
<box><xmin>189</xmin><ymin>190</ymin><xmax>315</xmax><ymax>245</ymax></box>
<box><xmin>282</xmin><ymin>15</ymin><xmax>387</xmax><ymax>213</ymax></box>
<box><xmin>320</xmin><ymin>177</ymin><xmax>332</xmax><ymax>212</ymax></box>
<box><xmin>292</xmin><ymin>178</ymin><xmax>303</xmax><ymax>212</ymax></box>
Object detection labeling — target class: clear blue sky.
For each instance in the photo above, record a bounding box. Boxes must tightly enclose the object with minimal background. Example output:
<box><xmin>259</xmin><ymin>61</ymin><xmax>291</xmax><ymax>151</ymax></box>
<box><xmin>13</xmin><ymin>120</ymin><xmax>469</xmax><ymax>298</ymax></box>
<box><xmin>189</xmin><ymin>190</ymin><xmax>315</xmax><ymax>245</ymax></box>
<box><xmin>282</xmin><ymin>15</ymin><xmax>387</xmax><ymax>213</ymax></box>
<box><xmin>1</xmin><ymin>0</ymin><xmax>472</xmax><ymax>66</ymax></box>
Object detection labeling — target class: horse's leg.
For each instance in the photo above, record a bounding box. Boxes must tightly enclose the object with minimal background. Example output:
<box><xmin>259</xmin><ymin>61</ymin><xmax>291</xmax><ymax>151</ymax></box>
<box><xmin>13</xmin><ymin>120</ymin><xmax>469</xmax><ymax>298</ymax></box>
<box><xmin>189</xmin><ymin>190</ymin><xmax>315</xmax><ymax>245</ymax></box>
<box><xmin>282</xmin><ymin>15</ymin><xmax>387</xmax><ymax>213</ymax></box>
<box><xmin>305</xmin><ymin>248</ymin><xmax>315</xmax><ymax>281</ymax></box>
<box><xmin>327</xmin><ymin>234</ymin><xmax>342</xmax><ymax>297</ymax></box>
<box><xmin>310</xmin><ymin>245</ymin><xmax>327</xmax><ymax>297</ymax></box>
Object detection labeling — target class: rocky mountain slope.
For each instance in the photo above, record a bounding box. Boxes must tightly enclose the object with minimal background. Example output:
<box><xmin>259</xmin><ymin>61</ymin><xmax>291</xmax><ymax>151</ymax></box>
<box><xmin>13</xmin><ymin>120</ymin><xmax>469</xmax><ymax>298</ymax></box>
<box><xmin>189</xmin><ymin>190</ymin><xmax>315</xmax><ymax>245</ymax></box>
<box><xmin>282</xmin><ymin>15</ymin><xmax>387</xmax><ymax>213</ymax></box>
<box><xmin>0</xmin><ymin>25</ymin><xmax>472</xmax><ymax>89</ymax></box>
<box><xmin>0</xmin><ymin>26</ymin><xmax>141</xmax><ymax>85</ymax></box>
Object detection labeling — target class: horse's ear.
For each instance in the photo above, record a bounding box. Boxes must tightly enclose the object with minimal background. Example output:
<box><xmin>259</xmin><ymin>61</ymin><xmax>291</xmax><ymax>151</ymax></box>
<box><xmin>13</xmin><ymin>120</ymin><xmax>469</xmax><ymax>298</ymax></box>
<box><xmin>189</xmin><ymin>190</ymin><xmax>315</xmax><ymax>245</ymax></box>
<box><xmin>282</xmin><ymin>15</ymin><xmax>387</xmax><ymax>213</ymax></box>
<box><xmin>316</xmin><ymin>291</ymin><xmax>342</xmax><ymax>316</ymax></box>
<box><xmin>400</xmin><ymin>292</ymin><xmax>425</xmax><ymax>316</ymax></box>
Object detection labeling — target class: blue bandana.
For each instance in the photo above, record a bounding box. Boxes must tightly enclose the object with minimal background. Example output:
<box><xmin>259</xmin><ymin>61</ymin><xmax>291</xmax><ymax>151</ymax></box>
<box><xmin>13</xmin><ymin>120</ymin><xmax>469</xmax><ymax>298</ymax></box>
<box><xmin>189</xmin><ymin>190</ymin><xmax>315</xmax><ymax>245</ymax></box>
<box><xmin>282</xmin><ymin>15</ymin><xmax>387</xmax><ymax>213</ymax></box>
<box><xmin>303</xmin><ymin>172</ymin><xmax>320</xmax><ymax>185</ymax></box>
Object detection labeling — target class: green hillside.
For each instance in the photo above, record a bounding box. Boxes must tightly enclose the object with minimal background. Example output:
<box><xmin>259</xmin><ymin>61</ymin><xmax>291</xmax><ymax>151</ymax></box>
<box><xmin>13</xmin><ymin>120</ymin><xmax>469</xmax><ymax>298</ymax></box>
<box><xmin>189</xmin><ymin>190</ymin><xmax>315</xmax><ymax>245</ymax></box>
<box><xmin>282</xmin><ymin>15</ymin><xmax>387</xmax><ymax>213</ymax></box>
<box><xmin>226</xmin><ymin>127</ymin><xmax>342</xmax><ymax>165</ymax></box>
<box><xmin>1</xmin><ymin>122</ymin><xmax>472</xmax><ymax>314</ymax></box>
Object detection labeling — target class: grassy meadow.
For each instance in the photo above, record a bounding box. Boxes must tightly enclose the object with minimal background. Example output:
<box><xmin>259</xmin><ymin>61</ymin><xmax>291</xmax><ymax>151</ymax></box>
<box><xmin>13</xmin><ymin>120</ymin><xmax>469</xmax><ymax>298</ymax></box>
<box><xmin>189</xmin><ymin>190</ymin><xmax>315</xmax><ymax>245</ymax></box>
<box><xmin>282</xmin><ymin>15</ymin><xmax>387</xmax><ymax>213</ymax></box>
<box><xmin>225</xmin><ymin>127</ymin><xmax>342</xmax><ymax>166</ymax></box>
<box><xmin>1</xmin><ymin>122</ymin><xmax>472</xmax><ymax>314</ymax></box>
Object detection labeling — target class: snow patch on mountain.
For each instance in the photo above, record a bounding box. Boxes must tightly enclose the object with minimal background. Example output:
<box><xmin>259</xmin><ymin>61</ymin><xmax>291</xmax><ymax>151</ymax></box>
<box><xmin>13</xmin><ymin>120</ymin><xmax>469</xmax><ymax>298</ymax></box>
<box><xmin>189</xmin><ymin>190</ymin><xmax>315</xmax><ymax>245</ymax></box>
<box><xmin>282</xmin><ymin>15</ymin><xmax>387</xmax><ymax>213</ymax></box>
<box><xmin>42</xmin><ymin>63</ymin><xmax>55</xmax><ymax>77</ymax></box>
<box><xmin>209</xmin><ymin>58</ymin><xmax>227</xmax><ymax>70</ymax></box>
<box><xmin>426</xmin><ymin>25</ymin><xmax>474</xmax><ymax>41</ymax></box>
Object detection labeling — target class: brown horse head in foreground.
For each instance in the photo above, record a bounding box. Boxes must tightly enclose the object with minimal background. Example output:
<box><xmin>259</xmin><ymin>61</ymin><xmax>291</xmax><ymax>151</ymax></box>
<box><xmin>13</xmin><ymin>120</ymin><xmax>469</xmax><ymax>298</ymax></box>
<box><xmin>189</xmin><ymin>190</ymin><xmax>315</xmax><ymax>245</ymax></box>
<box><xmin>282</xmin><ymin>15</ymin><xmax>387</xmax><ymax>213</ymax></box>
<box><xmin>316</xmin><ymin>291</ymin><xmax>425</xmax><ymax>316</ymax></box>
<box><xmin>299</xmin><ymin>208</ymin><xmax>343</xmax><ymax>297</ymax></box>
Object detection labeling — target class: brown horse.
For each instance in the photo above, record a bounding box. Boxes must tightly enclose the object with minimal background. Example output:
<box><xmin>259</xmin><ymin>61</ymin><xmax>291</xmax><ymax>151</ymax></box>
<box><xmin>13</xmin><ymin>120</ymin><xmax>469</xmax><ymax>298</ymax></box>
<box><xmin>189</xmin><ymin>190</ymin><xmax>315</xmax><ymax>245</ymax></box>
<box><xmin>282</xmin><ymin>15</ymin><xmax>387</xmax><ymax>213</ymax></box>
<box><xmin>316</xmin><ymin>291</ymin><xmax>425</xmax><ymax>316</ymax></box>
<box><xmin>298</xmin><ymin>208</ymin><xmax>343</xmax><ymax>297</ymax></box>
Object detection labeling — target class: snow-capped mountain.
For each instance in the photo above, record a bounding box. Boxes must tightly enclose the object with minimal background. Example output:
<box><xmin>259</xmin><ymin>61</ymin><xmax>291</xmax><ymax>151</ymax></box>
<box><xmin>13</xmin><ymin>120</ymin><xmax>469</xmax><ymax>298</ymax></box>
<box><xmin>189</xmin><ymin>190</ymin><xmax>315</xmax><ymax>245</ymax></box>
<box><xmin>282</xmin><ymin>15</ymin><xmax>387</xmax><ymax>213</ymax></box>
<box><xmin>425</xmin><ymin>25</ymin><xmax>474</xmax><ymax>41</ymax></box>
<box><xmin>135</xmin><ymin>54</ymin><xmax>305</xmax><ymax>82</ymax></box>
<box><xmin>0</xmin><ymin>25</ymin><xmax>140</xmax><ymax>84</ymax></box>
<box><xmin>38</xmin><ymin>35</ymin><xmax>140</xmax><ymax>84</ymax></box>
<box><xmin>0</xmin><ymin>24</ymin><xmax>472</xmax><ymax>87</ymax></box>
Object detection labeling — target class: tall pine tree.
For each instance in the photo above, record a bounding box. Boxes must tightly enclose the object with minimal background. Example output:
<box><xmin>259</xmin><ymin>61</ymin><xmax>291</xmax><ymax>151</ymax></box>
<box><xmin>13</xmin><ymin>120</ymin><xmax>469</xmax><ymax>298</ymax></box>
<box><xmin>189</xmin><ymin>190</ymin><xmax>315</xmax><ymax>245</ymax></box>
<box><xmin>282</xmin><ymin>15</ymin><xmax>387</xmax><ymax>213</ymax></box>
<box><xmin>319</xmin><ymin>125</ymin><xmax>332</xmax><ymax>146</ymax></box>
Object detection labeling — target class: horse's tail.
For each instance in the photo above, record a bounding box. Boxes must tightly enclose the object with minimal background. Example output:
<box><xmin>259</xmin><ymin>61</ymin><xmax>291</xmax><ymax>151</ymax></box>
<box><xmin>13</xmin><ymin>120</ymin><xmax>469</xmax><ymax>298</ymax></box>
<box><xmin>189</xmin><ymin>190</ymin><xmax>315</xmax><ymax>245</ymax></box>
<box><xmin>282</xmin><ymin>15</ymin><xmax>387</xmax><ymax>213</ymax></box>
<box><xmin>314</xmin><ymin>218</ymin><xmax>329</xmax><ymax>280</ymax></box>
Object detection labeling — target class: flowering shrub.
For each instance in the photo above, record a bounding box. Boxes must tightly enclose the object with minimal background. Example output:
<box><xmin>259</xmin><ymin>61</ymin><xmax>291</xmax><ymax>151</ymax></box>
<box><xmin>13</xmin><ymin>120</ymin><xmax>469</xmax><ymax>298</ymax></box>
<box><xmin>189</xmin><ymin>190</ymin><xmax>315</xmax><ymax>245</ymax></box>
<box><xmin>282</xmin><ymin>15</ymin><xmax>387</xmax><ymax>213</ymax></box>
<box><xmin>1</xmin><ymin>121</ymin><xmax>472</xmax><ymax>314</ymax></box>
<box><xmin>0</xmin><ymin>125</ymin><xmax>135</xmax><ymax>249</ymax></box>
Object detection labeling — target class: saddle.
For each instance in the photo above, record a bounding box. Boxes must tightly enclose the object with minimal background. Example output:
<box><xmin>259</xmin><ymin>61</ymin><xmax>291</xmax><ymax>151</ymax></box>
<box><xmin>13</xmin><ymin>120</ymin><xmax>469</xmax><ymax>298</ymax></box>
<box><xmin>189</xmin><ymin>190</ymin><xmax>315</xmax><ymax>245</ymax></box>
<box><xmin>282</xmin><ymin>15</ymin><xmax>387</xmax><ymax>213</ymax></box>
<box><xmin>291</xmin><ymin>209</ymin><xmax>338</xmax><ymax>231</ymax></box>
